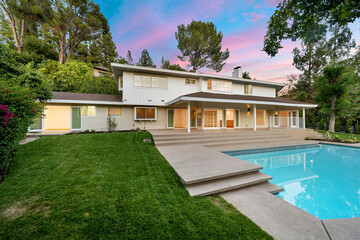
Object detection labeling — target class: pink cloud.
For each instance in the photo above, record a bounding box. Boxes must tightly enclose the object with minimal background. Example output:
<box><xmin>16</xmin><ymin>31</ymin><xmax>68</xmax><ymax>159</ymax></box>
<box><xmin>242</xmin><ymin>12</ymin><xmax>267</xmax><ymax>22</ymax></box>
<box><xmin>264</xmin><ymin>0</ymin><xmax>282</xmax><ymax>7</ymax></box>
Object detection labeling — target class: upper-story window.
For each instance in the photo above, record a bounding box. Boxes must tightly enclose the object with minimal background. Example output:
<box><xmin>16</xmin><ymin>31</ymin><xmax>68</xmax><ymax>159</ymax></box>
<box><xmin>118</xmin><ymin>76</ymin><xmax>123</xmax><ymax>89</ymax></box>
<box><xmin>207</xmin><ymin>79</ymin><xmax>232</xmax><ymax>92</ymax></box>
<box><xmin>244</xmin><ymin>84</ymin><xmax>253</xmax><ymax>95</ymax></box>
<box><xmin>134</xmin><ymin>74</ymin><xmax>167</xmax><ymax>88</ymax></box>
<box><xmin>185</xmin><ymin>78</ymin><xmax>196</xmax><ymax>85</ymax></box>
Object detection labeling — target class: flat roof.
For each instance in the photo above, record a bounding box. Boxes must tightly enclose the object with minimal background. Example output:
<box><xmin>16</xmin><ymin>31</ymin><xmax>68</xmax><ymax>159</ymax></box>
<box><xmin>166</xmin><ymin>92</ymin><xmax>317</xmax><ymax>108</ymax></box>
<box><xmin>111</xmin><ymin>63</ymin><xmax>285</xmax><ymax>91</ymax></box>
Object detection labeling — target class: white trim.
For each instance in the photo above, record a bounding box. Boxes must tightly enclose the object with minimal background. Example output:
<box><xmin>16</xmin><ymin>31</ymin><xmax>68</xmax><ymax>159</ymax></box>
<box><xmin>166</xmin><ymin>96</ymin><xmax>318</xmax><ymax>108</ymax></box>
<box><xmin>48</xmin><ymin>99</ymin><xmax>123</xmax><ymax>106</ymax></box>
<box><xmin>134</xmin><ymin>106</ymin><xmax>157</xmax><ymax>121</ymax></box>
<box><xmin>71</xmin><ymin>106</ymin><xmax>82</xmax><ymax>130</ymax></box>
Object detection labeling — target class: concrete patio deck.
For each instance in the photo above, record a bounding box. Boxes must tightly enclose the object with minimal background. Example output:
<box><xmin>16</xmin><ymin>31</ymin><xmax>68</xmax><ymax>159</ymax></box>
<box><xmin>150</xmin><ymin>129</ymin><xmax>360</xmax><ymax>240</ymax></box>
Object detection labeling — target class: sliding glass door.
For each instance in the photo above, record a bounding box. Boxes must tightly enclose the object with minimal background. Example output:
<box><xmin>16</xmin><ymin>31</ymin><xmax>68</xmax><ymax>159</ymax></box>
<box><xmin>203</xmin><ymin>109</ymin><xmax>223</xmax><ymax>128</ymax></box>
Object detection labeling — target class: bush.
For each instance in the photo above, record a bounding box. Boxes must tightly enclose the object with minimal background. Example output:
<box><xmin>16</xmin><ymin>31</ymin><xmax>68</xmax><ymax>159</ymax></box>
<box><xmin>312</xmin><ymin>117</ymin><xmax>317</xmax><ymax>129</ymax></box>
<box><xmin>335</xmin><ymin>119</ymin><xmax>341</xmax><ymax>132</ymax></box>
<box><xmin>0</xmin><ymin>85</ymin><xmax>44</xmax><ymax>179</ymax></box>
<box><xmin>345</xmin><ymin>119</ymin><xmax>352</xmax><ymax>133</ymax></box>
<box><xmin>107</xmin><ymin>116</ymin><xmax>117</xmax><ymax>133</ymax></box>
<box><xmin>355</xmin><ymin>121</ymin><xmax>360</xmax><ymax>135</ymax></box>
<box><xmin>319</xmin><ymin>119</ymin><xmax>324</xmax><ymax>130</ymax></box>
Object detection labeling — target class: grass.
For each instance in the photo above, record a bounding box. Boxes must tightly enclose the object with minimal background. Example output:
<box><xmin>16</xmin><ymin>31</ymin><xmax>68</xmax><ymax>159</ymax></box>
<box><xmin>316</xmin><ymin>130</ymin><xmax>360</xmax><ymax>142</ymax></box>
<box><xmin>0</xmin><ymin>132</ymin><xmax>272</xmax><ymax>239</ymax></box>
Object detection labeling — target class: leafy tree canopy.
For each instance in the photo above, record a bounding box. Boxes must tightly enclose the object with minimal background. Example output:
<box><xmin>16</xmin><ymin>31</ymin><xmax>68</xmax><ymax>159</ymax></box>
<box><xmin>263</xmin><ymin>0</ymin><xmax>360</xmax><ymax>57</ymax></box>
<box><xmin>175</xmin><ymin>20</ymin><xmax>229</xmax><ymax>72</ymax></box>
<box><xmin>160</xmin><ymin>56</ymin><xmax>185</xmax><ymax>71</ymax></box>
<box><xmin>137</xmin><ymin>49</ymin><xmax>156</xmax><ymax>68</ymax></box>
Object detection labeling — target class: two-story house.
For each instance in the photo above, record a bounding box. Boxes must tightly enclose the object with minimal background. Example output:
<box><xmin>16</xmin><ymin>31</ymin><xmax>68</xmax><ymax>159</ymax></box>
<box><xmin>28</xmin><ymin>64</ymin><xmax>317</xmax><ymax>133</ymax></box>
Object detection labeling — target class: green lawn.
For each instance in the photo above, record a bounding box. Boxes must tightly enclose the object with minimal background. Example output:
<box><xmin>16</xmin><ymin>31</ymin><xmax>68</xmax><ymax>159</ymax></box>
<box><xmin>0</xmin><ymin>132</ymin><xmax>272</xmax><ymax>239</ymax></box>
<box><xmin>316</xmin><ymin>130</ymin><xmax>360</xmax><ymax>142</ymax></box>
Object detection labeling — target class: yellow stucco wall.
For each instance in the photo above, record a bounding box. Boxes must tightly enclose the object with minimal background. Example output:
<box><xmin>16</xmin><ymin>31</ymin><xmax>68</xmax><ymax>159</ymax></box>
<box><xmin>44</xmin><ymin>105</ymin><xmax>71</xmax><ymax>131</ymax></box>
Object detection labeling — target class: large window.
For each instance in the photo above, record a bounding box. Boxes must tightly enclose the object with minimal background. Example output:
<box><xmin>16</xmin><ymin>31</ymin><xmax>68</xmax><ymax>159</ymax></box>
<box><xmin>207</xmin><ymin>80</ymin><xmax>232</xmax><ymax>92</ymax></box>
<box><xmin>108</xmin><ymin>107</ymin><xmax>122</xmax><ymax>116</ymax></box>
<box><xmin>134</xmin><ymin>74</ymin><xmax>167</xmax><ymax>88</ymax></box>
<box><xmin>135</xmin><ymin>107</ymin><xmax>157</xmax><ymax>120</ymax></box>
<box><xmin>244</xmin><ymin>84</ymin><xmax>253</xmax><ymax>94</ymax></box>
<box><xmin>82</xmin><ymin>106</ymin><xmax>96</xmax><ymax>116</ymax></box>
<box><xmin>118</xmin><ymin>76</ymin><xmax>123</xmax><ymax>89</ymax></box>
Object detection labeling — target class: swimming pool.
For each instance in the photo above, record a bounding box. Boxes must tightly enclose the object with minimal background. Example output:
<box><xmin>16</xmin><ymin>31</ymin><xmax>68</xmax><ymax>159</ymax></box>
<box><xmin>230</xmin><ymin>144</ymin><xmax>360</xmax><ymax>219</ymax></box>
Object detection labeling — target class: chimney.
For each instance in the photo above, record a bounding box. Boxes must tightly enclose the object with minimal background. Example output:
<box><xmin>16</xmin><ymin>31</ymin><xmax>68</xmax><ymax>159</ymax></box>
<box><xmin>232</xmin><ymin>66</ymin><xmax>242</xmax><ymax>78</ymax></box>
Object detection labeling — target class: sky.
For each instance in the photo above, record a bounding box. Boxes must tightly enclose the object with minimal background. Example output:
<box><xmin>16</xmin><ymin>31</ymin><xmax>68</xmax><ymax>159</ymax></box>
<box><xmin>94</xmin><ymin>0</ymin><xmax>360</xmax><ymax>83</ymax></box>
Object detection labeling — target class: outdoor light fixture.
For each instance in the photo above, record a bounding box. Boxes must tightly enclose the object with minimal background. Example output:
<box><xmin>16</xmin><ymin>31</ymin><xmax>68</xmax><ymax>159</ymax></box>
<box><xmin>275</xmin><ymin>111</ymin><xmax>279</xmax><ymax>116</ymax></box>
<box><xmin>247</xmin><ymin>104</ymin><xmax>251</xmax><ymax>112</ymax></box>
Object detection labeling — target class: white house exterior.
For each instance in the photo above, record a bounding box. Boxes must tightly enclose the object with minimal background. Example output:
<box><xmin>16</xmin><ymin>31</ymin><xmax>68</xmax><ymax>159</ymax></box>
<box><xmin>29</xmin><ymin>64</ymin><xmax>317</xmax><ymax>133</ymax></box>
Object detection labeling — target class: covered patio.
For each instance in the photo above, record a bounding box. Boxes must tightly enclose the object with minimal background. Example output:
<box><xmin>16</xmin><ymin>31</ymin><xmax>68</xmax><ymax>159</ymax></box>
<box><xmin>165</xmin><ymin>92</ymin><xmax>317</xmax><ymax>133</ymax></box>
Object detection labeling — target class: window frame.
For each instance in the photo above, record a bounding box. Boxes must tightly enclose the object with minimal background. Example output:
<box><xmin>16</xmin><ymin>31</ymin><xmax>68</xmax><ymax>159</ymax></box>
<box><xmin>207</xmin><ymin>79</ymin><xmax>232</xmax><ymax>92</ymax></box>
<box><xmin>133</xmin><ymin>74</ymin><xmax>168</xmax><ymax>89</ymax></box>
<box><xmin>185</xmin><ymin>78</ymin><xmax>197</xmax><ymax>86</ymax></box>
<box><xmin>108</xmin><ymin>106</ymin><xmax>123</xmax><ymax>116</ymax></box>
<box><xmin>244</xmin><ymin>84</ymin><xmax>253</xmax><ymax>95</ymax></box>
<box><xmin>134</xmin><ymin>107</ymin><xmax>157</xmax><ymax>121</ymax></box>
<box><xmin>82</xmin><ymin>106</ymin><xmax>96</xmax><ymax>117</ymax></box>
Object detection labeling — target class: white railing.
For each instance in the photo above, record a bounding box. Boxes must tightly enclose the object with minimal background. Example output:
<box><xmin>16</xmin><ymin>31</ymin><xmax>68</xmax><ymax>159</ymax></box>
<box><xmin>270</xmin><ymin>117</ymin><xmax>304</xmax><ymax>130</ymax></box>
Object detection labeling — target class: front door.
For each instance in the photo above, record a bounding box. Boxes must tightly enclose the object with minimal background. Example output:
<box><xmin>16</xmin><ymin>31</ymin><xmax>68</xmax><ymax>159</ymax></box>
<box><xmin>167</xmin><ymin>109</ymin><xmax>174</xmax><ymax>128</ymax></box>
<box><xmin>71</xmin><ymin>107</ymin><xmax>82</xmax><ymax>130</ymax></box>
<box><xmin>291</xmin><ymin>111</ymin><xmax>297</xmax><ymax>128</ymax></box>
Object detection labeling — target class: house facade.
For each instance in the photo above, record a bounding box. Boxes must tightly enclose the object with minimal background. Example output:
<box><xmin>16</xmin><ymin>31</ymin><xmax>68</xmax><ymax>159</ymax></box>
<box><xmin>29</xmin><ymin>64</ymin><xmax>317</xmax><ymax>133</ymax></box>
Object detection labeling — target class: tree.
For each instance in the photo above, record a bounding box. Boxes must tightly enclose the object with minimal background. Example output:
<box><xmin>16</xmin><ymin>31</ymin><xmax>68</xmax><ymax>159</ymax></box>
<box><xmin>314</xmin><ymin>64</ymin><xmax>355</xmax><ymax>132</ymax></box>
<box><xmin>175</xmin><ymin>20</ymin><xmax>229</xmax><ymax>72</ymax></box>
<box><xmin>0</xmin><ymin>10</ymin><xmax>13</xmax><ymax>45</ymax></box>
<box><xmin>99</xmin><ymin>31</ymin><xmax>118</xmax><ymax>69</ymax></box>
<box><xmin>242</xmin><ymin>71</ymin><xmax>251</xmax><ymax>79</ymax></box>
<box><xmin>126</xmin><ymin>50</ymin><xmax>134</xmax><ymax>65</ymax></box>
<box><xmin>0</xmin><ymin>0</ymin><xmax>44</xmax><ymax>53</ymax></box>
<box><xmin>137</xmin><ymin>49</ymin><xmax>155</xmax><ymax>68</ymax></box>
<box><xmin>41</xmin><ymin>0</ymin><xmax>107</xmax><ymax>64</ymax></box>
<box><xmin>87</xmin><ymin>39</ymin><xmax>102</xmax><ymax>66</ymax></box>
<box><xmin>160</xmin><ymin>56</ymin><xmax>185</xmax><ymax>71</ymax></box>
<box><xmin>325</xmin><ymin>24</ymin><xmax>356</xmax><ymax>62</ymax></box>
<box><xmin>263</xmin><ymin>0</ymin><xmax>360</xmax><ymax>57</ymax></box>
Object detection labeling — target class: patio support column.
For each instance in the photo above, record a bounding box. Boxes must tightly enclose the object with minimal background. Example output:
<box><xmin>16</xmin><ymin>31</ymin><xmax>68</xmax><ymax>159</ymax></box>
<box><xmin>187</xmin><ymin>101</ymin><xmax>191</xmax><ymax>133</ymax></box>
<box><xmin>253</xmin><ymin>104</ymin><xmax>257</xmax><ymax>131</ymax></box>
<box><xmin>302</xmin><ymin>108</ymin><xmax>306</xmax><ymax>129</ymax></box>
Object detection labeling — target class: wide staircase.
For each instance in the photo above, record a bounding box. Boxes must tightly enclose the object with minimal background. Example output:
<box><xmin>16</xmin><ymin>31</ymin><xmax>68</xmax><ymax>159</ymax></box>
<box><xmin>151</xmin><ymin>128</ymin><xmax>323</xmax><ymax>197</ymax></box>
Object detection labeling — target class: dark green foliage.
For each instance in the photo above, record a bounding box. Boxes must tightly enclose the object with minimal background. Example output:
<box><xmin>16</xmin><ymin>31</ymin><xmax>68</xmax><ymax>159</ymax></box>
<box><xmin>319</xmin><ymin>119</ymin><xmax>324</xmax><ymax>130</ymax></box>
<box><xmin>0</xmin><ymin>132</ymin><xmax>273</xmax><ymax>239</ymax></box>
<box><xmin>137</xmin><ymin>49</ymin><xmax>156</xmax><ymax>68</ymax></box>
<box><xmin>355</xmin><ymin>121</ymin><xmax>360</xmax><ymax>134</ymax></box>
<box><xmin>160</xmin><ymin>56</ymin><xmax>185</xmax><ymax>71</ymax></box>
<box><xmin>22</xmin><ymin>36</ymin><xmax>58</xmax><ymax>63</ymax></box>
<box><xmin>175</xmin><ymin>20</ymin><xmax>229</xmax><ymax>72</ymax></box>
<box><xmin>126</xmin><ymin>50</ymin><xmax>134</xmax><ymax>65</ymax></box>
<box><xmin>0</xmin><ymin>85</ymin><xmax>44</xmax><ymax>177</ymax></box>
<box><xmin>106</xmin><ymin>116</ymin><xmax>117</xmax><ymax>132</ymax></box>
<box><xmin>242</xmin><ymin>71</ymin><xmax>251</xmax><ymax>79</ymax></box>
<box><xmin>312</xmin><ymin>117</ymin><xmax>317</xmax><ymax>129</ymax></box>
<box><xmin>263</xmin><ymin>0</ymin><xmax>360</xmax><ymax>57</ymax></box>
<box><xmin>345</xmin><ymin>119</ymin><xmax>352</xmax><ymax>133</ymax></box>
<box><xmin>335</xmin><ymin>119</ymin><xmax>341</xmax><ymax>132</ymax></box>
<box><xmin>41</xmin><ymin>60</ymin><xmax>119</xmax><ymax>95</ymax></box>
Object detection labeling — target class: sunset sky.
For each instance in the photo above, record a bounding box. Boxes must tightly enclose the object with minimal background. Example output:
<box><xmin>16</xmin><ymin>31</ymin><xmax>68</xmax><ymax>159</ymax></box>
<box><xmin>95</xmin><ymin>0</ymin><xmax>360</xmax><ymax>83</ymax></box>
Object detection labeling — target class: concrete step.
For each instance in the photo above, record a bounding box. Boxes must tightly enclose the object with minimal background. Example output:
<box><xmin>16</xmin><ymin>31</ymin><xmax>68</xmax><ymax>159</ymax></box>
<box><xmin>202</xmin><ymin>138</ymin><xmax>298</xmax><ymax>148</ymax></box>
<box><xmin>155</xmin><ymin>135</ymin><xmax>293</xmax><ymax>146</ymax></box>
<box><xmin>186</xmin><ymin>172</ymin><xmax>272</xmax><ymax>197</ymax></box>
<box><xmin>253</xmin><ymin>182</ymin><xmax>284</xmax><ymax>194</ymax></box>
<box><xmin>151</xmin><ymin>130</ymin><xmax>278</xmax><ymax>138</ymax></box>
<box><xmin>153</xmin><ymin>133</ymin><xmax>287</xmax><ymax>142</ymax></box>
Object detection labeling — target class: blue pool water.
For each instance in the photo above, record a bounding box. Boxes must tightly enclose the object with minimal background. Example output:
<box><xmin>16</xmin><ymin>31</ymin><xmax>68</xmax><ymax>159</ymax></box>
<box><xmin>232</xmin><ymin>144</ymin><xmax>360</xmax><ymax>219</ymax></box>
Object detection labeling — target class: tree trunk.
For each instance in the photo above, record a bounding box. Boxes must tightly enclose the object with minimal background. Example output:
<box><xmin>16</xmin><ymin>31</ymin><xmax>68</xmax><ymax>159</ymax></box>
<box><xmin>329</xmin><ymin>94</ymin><xmax>337</xmax><ymax>132</ymax></box>
<box><xmin>2</xmin><ymin>7</ymin><xmax>20</xmax><ymax>53</ymax></box>
<box><xmin>59</xmin><ymin>37</ymin><xmax>64</xmax><ymax>64</ymax></box>
<box><xmin>19</xmin><ymin>18</ymin><xmax>25</xmax><ymax>53</ymax></box>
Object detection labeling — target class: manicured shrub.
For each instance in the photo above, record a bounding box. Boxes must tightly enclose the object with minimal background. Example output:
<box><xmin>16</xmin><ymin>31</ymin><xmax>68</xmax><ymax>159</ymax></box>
<box><xmin>335</xmin><ymin>119</ymin><xmax>341</xmax><ymax>132</ymax></box>
<box><xmin>355</xmin><ymin>121</ymin><xmax>360</xmax><ymax>135</ymax></box>
<box><xmin>0</xmin><ymin>85</ymin><xmax>44</xmax><ymax>179</ymax></box>
<box><xmin>106</xmin><ymin>116</ymin><xmax>117</xmax><ymax>133</ymax></box>
<box><xmin>345</xmin><ymin>119</ymin><xmax>352</xmax><ymax>133</ymax></box>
